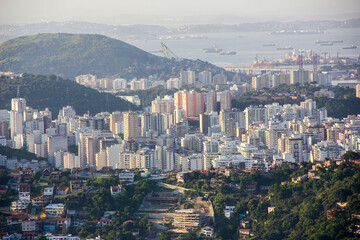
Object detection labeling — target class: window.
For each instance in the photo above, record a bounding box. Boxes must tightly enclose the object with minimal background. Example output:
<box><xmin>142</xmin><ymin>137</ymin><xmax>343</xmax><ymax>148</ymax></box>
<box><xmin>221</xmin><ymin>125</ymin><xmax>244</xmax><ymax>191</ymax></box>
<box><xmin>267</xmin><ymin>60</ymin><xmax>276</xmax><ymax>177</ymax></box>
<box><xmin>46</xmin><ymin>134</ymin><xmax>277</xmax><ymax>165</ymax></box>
<box><xmin>294</xmin><ymin>143</ymin><xmax>298</xmax><ymax>149</ymax></box>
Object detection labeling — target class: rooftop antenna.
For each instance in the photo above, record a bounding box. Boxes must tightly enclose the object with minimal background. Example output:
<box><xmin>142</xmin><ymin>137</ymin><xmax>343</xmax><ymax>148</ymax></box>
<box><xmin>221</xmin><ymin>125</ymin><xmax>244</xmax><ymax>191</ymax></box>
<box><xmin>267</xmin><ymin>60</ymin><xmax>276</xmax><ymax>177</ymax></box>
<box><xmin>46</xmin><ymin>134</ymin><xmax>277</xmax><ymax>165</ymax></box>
<box><xmin>106</xmin><ymin>94</ymin><xmax>109</xmax><ymax>111</ymax></box>
<box><xmin>17</xmin><ymin>86</ymin><xmax>20</xmax><ymax>98</ymax></box>
<box><xmin>298</xmin><ymin>52</ymin><xmax>303</xmax><ymax>70</ymax></box>
<box><xmin>313</xmin><ymin>52</ymin><xmax>318</xmax><ymax>72</ymax></box>
<box><xmin>66</xmin><ymin>87</ymin><xmax>70</xmax><ymax>105</ymax></box>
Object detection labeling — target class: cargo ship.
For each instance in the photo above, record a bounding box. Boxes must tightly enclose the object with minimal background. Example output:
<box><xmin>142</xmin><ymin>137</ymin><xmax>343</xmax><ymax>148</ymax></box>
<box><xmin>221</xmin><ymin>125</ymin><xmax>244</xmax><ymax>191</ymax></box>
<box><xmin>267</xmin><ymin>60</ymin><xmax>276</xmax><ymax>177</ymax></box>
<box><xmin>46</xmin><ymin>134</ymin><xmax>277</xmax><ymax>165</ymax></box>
<box><xmin>343</xmin><ymin>45</ymin><xmax>357</xmax><ymax>49</ymax></box>
<box><xmin>220</xmin><ymin>51</ymin><xmax>236</xmax><ymax>55</ymax></box>
<box><xmin>330</xmin><ymin>40</ymin><xmax>343</xmax><ymax>44</ymax></box>
<box><xmin>263</xmin><ymin>43</ymin><xmax>276</xmax><ymax>47</ymax></box>
<box><xmin>320</xmin><ymin>42</ymin><xmax>333</xmax><ymax>46</ymax></box>
<box><xmin>276</xmin><ymin>46</ymin><xmax>294</xmax><ymax>51</ymax></box>
<box><xmin>315</xmin><ymin>40</ymin><xmax>328</xmax><ymax>44</ymax></box>
<box><xmin>203</xmin><ymin>46</ymin><xmax>223</xmax><ymax>53</ymax></box>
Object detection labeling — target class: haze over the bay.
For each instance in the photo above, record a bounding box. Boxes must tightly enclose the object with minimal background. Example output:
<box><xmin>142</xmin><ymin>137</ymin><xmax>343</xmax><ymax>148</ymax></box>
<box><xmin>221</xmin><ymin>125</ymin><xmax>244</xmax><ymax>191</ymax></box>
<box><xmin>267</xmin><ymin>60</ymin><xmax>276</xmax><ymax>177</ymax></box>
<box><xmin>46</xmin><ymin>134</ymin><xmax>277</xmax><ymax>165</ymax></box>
<box><xmin>0</xmin><ymin>0</ymin><xmax>360</xmax><ymax>25</ymax></box>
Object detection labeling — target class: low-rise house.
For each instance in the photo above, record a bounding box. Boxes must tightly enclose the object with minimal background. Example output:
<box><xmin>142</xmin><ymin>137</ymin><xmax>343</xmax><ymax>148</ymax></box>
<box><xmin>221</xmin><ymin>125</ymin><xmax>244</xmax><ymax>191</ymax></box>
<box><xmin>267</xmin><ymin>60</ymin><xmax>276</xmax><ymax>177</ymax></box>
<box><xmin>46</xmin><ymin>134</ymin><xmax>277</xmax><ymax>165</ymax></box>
<box><xmin>31</xmin><ymin>195</ymin><xmax>49</xmax><ymax>207</ymax></box>
<box><xmin>22</xmin><ymin>219</ymin><xmax>42</xmax><ymax>232</ymax></box>
<box><xmin>2</xmin><ymin>233</ymin><xmax>22</xmax><ymax>240</ymax></box>
<box><xmin>56</xmin><ymin>186</ymin><xmax>69</xmax><ymax>195</ymax></box>
<box><xmin>244</xmin><ymin>181</ymin><xmax>257</xmax><ymax>192</ymax></box>
<box><xmin>7</xmin><ymin>213</ymin><xmax>28</xmax><ymax>225</ymax></box>
<box><xmin>50</xmin><ymin>171</ymin><xmax>61</xmax><ymax>181</ymax></box>
<box><xmin>70</xmin><ymin>180</ymin><xmax>87</xmax><ymax>193</ymax></box>
<box><xmin>44</xmin><ymin>187</ymin><xmax>54</xmax><ymax>196</ymax></box>
<box><xmin>176</xmin><ymin>172</ymin><xmax>189</xmax><ymax>183</ymax></box>
<box><xmin>0</xmin><ymin>188</ymin><xmax>8</xmax><ymax>199</ymax></box>
<box><xmin>225</xmin><ymin>206</ymin><xmax>235</xmax><ymax>219</ymax></box>
<box><xmin>57</xmin><ymin>218</ymin><xmax>71</xmax><ymax>230</ymax></box>
<box><xmin>22</xmin><ymin>169</ymin><xmax>33</xmax><ymax>182</ymax></box>
<box><xmin>45</xmin><ymin>204</ymin><xmax>65</xmax><ymax>218</ymax></box>
<box><xmin>268</xmin><ymin>206</ymin><xmax>276</xmax><ymax>214</ymax></box>
<box><xmin>292</xmin><ymin>175</ymin><xmax>308</xmax><ymax>183</ymax></box>
<box><xmin>308</xmin><ymin>169</ymin><xmax>319</xmax><ymax>179</ymax></box>
<box><xmin>11</xmin><ymin>200</ymin><xmax>30</xmax><ymax>212</ymax></box>
<box><xmin>201</xmin><ymin>226</ymin><xmax>214</xmax><ymax>237</ymax></box>
<box><xmin>10</xmin><ymin>169</ymin><xmax>22</xmax><ymax>179</ymax></box>
<box><xmin>240</xmin><ymin>220</ymin><xmax>250</xmax><ymax>229</ymax></box>
<box><xmin>89</xmin><ymin>219</ymin><xmax>111</xmax><ymax>228</ymax></box>
<box><xmin>44</xmin><ymin>233</ymin><xmax>80</xmax><ymax>240</ymax></box>
<box><xmin>21</xmin><ymin>231</ymin><xmax>38</xmax><ymax>239</ymax></box>
<box><xmin>119</xmin><ymin>172</ymin><xmax>135</xmax><ymax>182</ymax></box>
<box><xmin>110</xmin><ymin>185</ymin><xmax>123</xmax><ymax>196</ymax></box>
<box><xmin>18</xmin><ymin>183</ymin><xmax>31</xmax><ymax>202</ymax></box>
<box><xmin>239</xmin><ymin>229</ymin><xmax>251</xmax><ymax>239</ymax></box>
<box><xmin>352</xmin><ymin>212</ymin><xmax>360</xmax><ymax>220</ymax></box>
<box><xmin>44</xmin><ymin>224</ymin><xmax>56</xmax><ymax>233</ymax></box>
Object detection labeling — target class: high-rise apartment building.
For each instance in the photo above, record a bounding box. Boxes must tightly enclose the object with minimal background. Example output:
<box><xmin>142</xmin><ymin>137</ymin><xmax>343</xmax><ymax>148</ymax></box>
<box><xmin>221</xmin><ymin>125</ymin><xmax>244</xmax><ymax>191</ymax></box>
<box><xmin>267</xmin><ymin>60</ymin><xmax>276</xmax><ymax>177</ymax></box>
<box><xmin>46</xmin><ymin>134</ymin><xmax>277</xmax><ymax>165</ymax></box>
<box><xmin>356</xmin><ymin>83</ymin><xmax>360</xmax><ymax>98</ymax></box>
<box><xmin>151</xmin><ymin>96</ymin><xmax>174</xmax><ymax>114</ymax></box>
<box><xmin>219</xmin><ymin>90</ymin><xmax>231</xmax><ymax>111</ymax></box>
<box><xmin>290</xmin><ymin>69</ymin><xmax>311</xmax><ymax>86</ymax></box>
<box><xmin>123</xmin><ymin>112</ymin><xmax>139</xmax><ymax>140</ymax></box>
<box><xmin>109</xmin><ymin>111</ymin><xmax>123</xmax><ymax>135</ymax></box>
<box><xmin>180</xmin><ymin>71</ymin><xmax>195</xmax><ymax>86</ymax></box>
<box><xmin>167</xmin><ymin>78</ymin><xmax>182</xmax><ymax>89</ymax></box>
<box><xmin>205</xmin><ymin>91</ymin><xmax>217</xmax><ymax>113</ymax></box>
<box><xmin>199</xmin><ymin>71</ymin><xmax>212</xmax><ymax>85</ymax></box>
<box><xmin>174</xmin><ymin>90</ymin><xmax>204</xmax><ymax>118</ymax></box>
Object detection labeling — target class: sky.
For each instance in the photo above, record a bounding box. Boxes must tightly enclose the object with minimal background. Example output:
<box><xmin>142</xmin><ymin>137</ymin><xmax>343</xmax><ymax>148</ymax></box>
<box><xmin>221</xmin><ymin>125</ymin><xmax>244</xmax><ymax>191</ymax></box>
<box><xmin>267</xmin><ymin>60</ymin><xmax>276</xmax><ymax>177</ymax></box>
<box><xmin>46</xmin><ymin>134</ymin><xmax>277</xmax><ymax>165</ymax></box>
<box><xmin>0</xmin><ymin>0</ymin><xmax>360</xmax><ymax>26</ymax></box>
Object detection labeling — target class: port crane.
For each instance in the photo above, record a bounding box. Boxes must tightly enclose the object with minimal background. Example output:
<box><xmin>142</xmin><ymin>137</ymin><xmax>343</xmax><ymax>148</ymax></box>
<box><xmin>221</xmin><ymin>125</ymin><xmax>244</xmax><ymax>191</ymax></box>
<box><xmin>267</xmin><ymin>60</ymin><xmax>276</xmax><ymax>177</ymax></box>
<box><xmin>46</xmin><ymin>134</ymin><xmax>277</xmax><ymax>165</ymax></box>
<box><xmin>161</xmin><ymin>42</ymin><xmax>179</xmax><ymax>59</ymax></box>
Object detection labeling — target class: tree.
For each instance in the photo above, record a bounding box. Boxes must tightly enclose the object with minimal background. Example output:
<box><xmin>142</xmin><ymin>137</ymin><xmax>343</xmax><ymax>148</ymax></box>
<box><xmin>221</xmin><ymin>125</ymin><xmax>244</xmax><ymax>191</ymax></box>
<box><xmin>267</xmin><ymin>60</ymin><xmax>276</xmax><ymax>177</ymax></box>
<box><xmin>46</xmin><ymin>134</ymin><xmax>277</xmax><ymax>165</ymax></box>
<box><xmin>159</xmin><ymin>231</ymin><xmax>171</xmax><ymax>240</ymax></box>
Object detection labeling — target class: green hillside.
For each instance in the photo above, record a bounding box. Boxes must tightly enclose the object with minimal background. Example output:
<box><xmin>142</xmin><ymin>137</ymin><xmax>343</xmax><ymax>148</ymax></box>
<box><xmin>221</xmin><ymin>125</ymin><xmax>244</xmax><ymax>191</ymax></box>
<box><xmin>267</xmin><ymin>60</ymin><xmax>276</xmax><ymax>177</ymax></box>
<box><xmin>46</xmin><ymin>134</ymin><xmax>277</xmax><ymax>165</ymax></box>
<box><xmin>0</xmin><ymin>73</ymin><xmax>138</xmax><ymax>115</ymax></box>
<box><xmin>0</xmin><ymin>33</ymin><xmax>161</xmax><ymax>79</ymax></box>
<box><xmin>0</xmin><ymin>33</ymin><xmax>224</xmax><ymax>80</ymax></box>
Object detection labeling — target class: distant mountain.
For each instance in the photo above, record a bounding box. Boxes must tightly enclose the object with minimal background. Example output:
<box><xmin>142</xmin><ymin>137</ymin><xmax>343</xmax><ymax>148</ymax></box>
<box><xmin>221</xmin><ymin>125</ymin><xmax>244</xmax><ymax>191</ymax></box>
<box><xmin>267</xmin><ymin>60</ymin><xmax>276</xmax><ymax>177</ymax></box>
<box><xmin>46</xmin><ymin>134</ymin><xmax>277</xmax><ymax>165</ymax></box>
<box><xmin>0</xmin><ymin>73</ymin><xmax>139</xmax><ymax>115</ymax></box>
<box><xmin>0</xmin><ymin>19</ymin><xmax>359</xmax><ymax>42</ymax></box>
<box><xmin>0</xmin><ymin>33</ymin><xmax>222</xmax><ymax>79</ymax></box>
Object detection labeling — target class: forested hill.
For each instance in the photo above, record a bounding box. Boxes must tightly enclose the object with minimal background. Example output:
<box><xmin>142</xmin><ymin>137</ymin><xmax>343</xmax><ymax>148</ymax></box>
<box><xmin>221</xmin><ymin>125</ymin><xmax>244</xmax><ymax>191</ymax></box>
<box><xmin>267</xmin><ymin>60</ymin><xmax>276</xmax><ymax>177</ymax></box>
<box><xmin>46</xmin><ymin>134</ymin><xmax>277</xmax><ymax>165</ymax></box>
<box><xmin>251</xmin><ymin>155</ymin><xmax>360</xmax><ymax>239</ymax></box>
<box><xmin>0</xmin><ymin>73</ymin><xmax>138</xmax><ymax>115</ymax></box>
<box><xmin>0</xmin><ymin>33</ymin><xmax>159</xmax><ymax>79</ymax></box>
<box><xmin>0</xmin><ymin>33</ymin><xmax>223</xmax><ymax>79</ymax></box>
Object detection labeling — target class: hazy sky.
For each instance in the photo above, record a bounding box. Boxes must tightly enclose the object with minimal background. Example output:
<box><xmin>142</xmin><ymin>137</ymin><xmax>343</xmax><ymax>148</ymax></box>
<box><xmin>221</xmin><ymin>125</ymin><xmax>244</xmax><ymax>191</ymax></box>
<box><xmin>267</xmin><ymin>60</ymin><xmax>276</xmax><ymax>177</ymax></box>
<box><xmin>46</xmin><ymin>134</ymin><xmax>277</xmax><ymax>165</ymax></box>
<box><xmin>1</xmin><ymin>0</ymin><xmax>360</xmax><ymax>25</ymax></box>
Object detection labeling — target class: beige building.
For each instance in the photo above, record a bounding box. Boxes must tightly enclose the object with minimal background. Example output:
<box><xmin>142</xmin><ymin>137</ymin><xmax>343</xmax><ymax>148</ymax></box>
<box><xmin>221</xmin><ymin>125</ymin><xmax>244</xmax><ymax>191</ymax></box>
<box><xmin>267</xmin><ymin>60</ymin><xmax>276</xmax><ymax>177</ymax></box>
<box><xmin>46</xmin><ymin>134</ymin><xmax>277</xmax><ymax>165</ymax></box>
<box><xmin>356</xmin><ymin>83</ymin><xmax>360</xmax><ymax>98</ymax></box>
<box><xmin>110</xmin><ymin>111</ymin><xmax>123</xmax><ymax>134</ymax></box>
<box><xmin>119</xmin><ymin>151</ymin><xmax>136</xmax><ymax>169</ymax></box>
<box><xmin>151</xmin><ymin>96</ymin><xmax>174</xmax><ymax>114</ymax></box>
<box><xmin>173</xmin><ymin>209</ymin><xmax>202</xmax><ymax>228</ymax></box>
<box><xmin>123</xmin><ymin>112</ymin><xmax>139</xmax><ymax>140</ymax></box>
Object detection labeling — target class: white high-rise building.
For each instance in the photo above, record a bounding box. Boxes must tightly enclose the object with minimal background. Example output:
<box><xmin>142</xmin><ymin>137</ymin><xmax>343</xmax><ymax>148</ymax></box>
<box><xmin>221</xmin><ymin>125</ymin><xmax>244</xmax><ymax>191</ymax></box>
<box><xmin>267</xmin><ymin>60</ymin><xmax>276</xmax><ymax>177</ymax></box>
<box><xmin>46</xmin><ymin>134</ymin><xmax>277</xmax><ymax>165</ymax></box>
<box><xmin>107</xmin><ymin>144</ymin><xmax>123</xmax><ymax>168</ymax></box>
<box><xmin>219</xmin><ymin>90</ymin><xmax>231</xmax><ymax>111</ymax></box>
<box><xmin>48</xmin><ymin>135</ymin><xmax>68</xmax><ymax>165</ymax></box>
<box><xmin>113</xmin><ymin>78</ymin><xmax>127</xmax><ymax>90</ymax></box>
<box><xmin>244</xmin><ymin>106</ymin><xmax>267</xmax><ymax>130</ymax></box>
<box><xmin>64</xmin><ymin>152</ymin><xmax>80</xmax><ymax>169</ymax></box>
<box><xmin>205</xmin><ymin>91</ymin><xmax>217</xmax><ymax>113</ymax></box>
<box><xmin>10</xmin><ymin>98</ymin><xmax>26</xmax><ymax>143</ymax></box>
<box><xmin>199</xmin><ymin>71</ymin><xmax>212</xmax><ymax>85</ymax></box>
<box><xmin>180</xmin><ymin>71</ymin><xmax>195</xmax><ymax>86</ymax></box>
<box><xmin>11</xmin><ymin>98</ymin><xmax>26</xmax><ymax>112</ymax></box>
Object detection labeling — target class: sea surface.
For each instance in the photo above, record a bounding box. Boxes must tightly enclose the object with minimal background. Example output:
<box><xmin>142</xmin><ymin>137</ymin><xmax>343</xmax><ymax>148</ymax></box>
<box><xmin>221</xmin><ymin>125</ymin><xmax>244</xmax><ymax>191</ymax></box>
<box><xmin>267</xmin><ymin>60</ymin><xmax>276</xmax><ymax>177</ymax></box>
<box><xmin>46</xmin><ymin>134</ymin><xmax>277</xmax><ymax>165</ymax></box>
<box><xmin>126</xmin><ymin>28</ymin><xmax>360</xmax><ymax>68</ymax></box>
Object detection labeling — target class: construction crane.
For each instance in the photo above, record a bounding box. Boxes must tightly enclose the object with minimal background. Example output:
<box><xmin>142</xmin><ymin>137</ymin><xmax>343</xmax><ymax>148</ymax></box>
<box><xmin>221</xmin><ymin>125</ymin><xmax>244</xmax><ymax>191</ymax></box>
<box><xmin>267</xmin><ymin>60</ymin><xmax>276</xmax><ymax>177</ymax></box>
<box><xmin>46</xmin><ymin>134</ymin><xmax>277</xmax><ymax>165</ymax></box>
<box><xmin>161</xmin><ymin>42</ymin><xmax>179</xmax><ymax>59</ymax></box>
